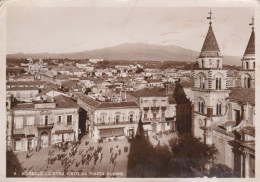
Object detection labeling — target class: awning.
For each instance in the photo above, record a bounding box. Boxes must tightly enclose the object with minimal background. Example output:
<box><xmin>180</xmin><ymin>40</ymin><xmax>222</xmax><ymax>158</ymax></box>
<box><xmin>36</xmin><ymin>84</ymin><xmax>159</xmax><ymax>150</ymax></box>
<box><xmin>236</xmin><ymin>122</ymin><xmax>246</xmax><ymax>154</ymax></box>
<box><xmin>99</xmin><ymin>129</ymin><xmax>113</xmax><ymax>138</ymax></box>
<box><xmin>12</xmin><ymin>134</ymin><xmax>25</xmax><ymax>139</ymax></box>
<box><xmin>55</xmin><ymin>129</ymin><xmax>74</xmax><ymax>134</ymax></box>
<box><xmin>112</xmin><ymin>128</ymin><xmax>124</xmax><ymax>137</ymax></box>
<box><xmin>143</xmin><ymin>124</ymin><xmax>152</xmax><ymax>131</ymax></box>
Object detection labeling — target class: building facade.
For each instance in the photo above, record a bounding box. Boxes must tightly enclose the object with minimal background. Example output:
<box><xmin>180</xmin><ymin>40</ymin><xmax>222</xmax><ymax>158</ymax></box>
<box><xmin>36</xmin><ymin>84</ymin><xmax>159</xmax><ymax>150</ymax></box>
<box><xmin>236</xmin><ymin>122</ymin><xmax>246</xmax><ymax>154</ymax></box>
<box><xmin>8</xmin><ymin>95</ymin><xmax>79</xmax><ymax>151</ymax></box>
<box><xmin>77</xmin><ymin>95</ymin><xmax>140</xmax><ymax>142</ymax></box>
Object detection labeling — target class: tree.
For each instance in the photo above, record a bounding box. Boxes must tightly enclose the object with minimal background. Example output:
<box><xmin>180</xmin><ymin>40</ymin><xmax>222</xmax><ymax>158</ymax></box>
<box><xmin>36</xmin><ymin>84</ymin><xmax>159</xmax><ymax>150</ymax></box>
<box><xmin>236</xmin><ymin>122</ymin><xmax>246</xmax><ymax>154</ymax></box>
<box><xmin>209</xmin><ymin>163</ymin><xmax>234</xmax><ymax>177</ymax></box>
<box><xmin>170</xmin><ymin>134</ymin><xmax>218</xmax><ymax>176</ymax></box>
<box><xmin>97</xmin><ymin>60</ymin><xmax>110</xmax><ymax>69</ymax></box>
<box><xmin>135</xmin><ymin>68</ymin><xmax>144</xmax><ymax>74</ymax></box>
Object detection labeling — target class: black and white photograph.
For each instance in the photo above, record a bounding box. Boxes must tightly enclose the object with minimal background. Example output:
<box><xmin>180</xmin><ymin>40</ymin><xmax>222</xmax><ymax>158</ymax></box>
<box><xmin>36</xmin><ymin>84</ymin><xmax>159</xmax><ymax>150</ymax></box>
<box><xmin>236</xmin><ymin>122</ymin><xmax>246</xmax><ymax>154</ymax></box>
<box><xmin>1</xmin><ymin>0</ymin><xmax>258</xmax><ymax>179</ymax></box>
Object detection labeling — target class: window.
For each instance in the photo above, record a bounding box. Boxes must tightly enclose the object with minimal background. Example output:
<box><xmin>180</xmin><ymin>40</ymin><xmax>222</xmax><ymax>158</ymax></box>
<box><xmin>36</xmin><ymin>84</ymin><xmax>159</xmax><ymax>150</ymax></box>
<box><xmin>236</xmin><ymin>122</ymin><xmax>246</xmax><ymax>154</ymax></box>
<box><xmin>167</xmin><ymin>122</ymin><xmax>169</xmax><ymax>126</ymax></box>
<box><xmin>253</xmin><ymin>62</ymin><xmax>255</xmax><ymax>69</ymax></box>
<box><xmin>201</xmin><ymin>60</ymin><xmax>204</xmax><ymax>68</ymax></box>
<box><xmin>216</xmin><ymin>78</ymin><xmax>221</xmax><ymax>90</ymax></box>
<box><xmin>243</xmin><ymin>76</ymin><xmax>250</xmax><ymax>88</ymax></box>
<box><xmin>246</xmin><ymin>62</ymin><xmax>249</xmax><ymax>70</ymax></box>
<box><xmin>102</xmin><ymin>115</ymin><xmax>105</xmax><ymax>124</ymax></box>
<box><xmin>153</xmin><ymin>112</ymin><xmax>156</xmax><ymax>119</ymax></box>
<box><xmin>216</xmin><ymin>104</ymin><xmax>222</xmax><ymax>115</ymax></box>
<box><xmin>67</xmin><ymin>115</ymin><xmax>72</xmax><ymax>125</ymax></box>
<box><xmin>14</xmin><ymin>117</ymin><xmax>23</xmax><ymax>129</ymax></box>
<box><xmin>56</xmin><ymin>115</ymin><xmax>62</xmax><ymax>124</ymax></box>
<box><xmin>26</xmin><ymin>116</ymin><xmax>34</xmax><ymax>126</ymax></box>
<box><xmin>130</xmin><ymin>114</ymin><xmax>133</xmax><ymax>123</ymax></box>
<box><xmin>234</xmin><ymin>110</ymin><xmax>241</xmax><ymax>125</ymax></box>
<box><xmin>45</xmin><ymin>115</ymin><xmax>48</xmax><ymax>125</ymax></box>
<box><xmin>115</xmin><ymin>115</ymin><xmax>120</xmax><ymax>123</ymax></box>
<box><xmin>144</xmin><ymin>113</ymin><xmax>147</xmax><ymax>119</ymax></box>
<box><xmin>199</xmin><ymin>76</ymin><xmax>205</xmax><ymax>89</ymax></box>
<box><xmin>198</xmin><ymin>101</ymin><xmax>204</xmax><ymax>114</ymax></box>
<box><xmin>217</xmin><ymin>60</ymin><xmax>220</xmax><ymax>68</ymax></box>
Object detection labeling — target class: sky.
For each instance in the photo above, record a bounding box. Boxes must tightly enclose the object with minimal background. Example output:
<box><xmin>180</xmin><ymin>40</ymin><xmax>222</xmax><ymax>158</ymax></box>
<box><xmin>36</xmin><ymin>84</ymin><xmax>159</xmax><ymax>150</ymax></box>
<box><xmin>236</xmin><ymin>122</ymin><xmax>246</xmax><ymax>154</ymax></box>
<box><xmin>6</xmin><ymin>5</ymin><xmax>254</xmax><ymax>56</ymax></box>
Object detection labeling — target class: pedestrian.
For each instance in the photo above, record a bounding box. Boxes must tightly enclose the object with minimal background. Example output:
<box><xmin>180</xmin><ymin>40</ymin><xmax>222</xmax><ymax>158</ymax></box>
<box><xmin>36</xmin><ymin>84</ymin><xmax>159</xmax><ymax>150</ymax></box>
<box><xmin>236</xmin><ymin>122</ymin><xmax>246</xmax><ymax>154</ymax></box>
<box><xmin>110</xmin><ymin>147</ymin><xmax>113</xmax><ymax>153</ymax></box>
<box><xmin>100</xmin><ymin>153</ymin><xmax>103</xmax><ymax>163</ymax></box>
<box><xmin>26</xmin><ymin>152</ymin><xmax>29</xmax><ymax>159</ymax></box>
<box><xmin>118</xmin><ymin>149</ymin><xmax>121</xmax><ymax>155</ymax></box>
<box><xmin>13</xmin><ymin>163</ymin><xmax>16</xmax><ymax>175</ymax></box>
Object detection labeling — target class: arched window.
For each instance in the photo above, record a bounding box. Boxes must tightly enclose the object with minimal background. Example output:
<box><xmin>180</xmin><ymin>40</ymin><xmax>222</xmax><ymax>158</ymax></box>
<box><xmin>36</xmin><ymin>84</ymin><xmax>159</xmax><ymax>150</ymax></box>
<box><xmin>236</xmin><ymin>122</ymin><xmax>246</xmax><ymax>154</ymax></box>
<box><xmin>215</xmin><ymin>78</ymin><xmax>221</xmax><ymax>90</ymax></box>
<box><xmin>216</xmin><ymin>103</ymin><xmax>222</xmax><ymax>115</ymax></box>
<box><xmin>246</xmin><ymin>62</ymin><xmax>249</xmax><ymax>70</ymax></box>
<box><xmin>253</xmin><ymin>62</ymin><xmax>255</xmax><ymax>69</ymax></box>
<box><xmin>198</xmin><ymin>98</ymin><xmax>205</xmax><ymax>114</ymax></box>
<box><xmin>242</xmin><ymin>74</ymin><xmax>251</xmax><ymax>88</ymax></box>
<box><xmin>200</xmin><ymin>76</ymin><xmax>205</xmax><ymax>89</ymax></box>
<box><xmin>217</xmin><ymin>60</ymin><xmax>220</xmax><ymax>68</ymax></box>
<box><xmin>201</xmin><ymin>60</ymin><xmax>204</xmax><ymax>68</ymax></box>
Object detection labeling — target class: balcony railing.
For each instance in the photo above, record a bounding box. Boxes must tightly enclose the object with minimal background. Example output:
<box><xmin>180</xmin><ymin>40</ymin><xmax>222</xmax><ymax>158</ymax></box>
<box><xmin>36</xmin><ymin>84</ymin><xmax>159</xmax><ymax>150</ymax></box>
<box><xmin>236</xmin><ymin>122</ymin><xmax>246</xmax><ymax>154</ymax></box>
<box><xmin>142</xmin><ymin>118</ymin><xmax>161</xmax><ymax>122</ymax></box>
<box><xmin>94</xmin><ymin>120</ymin><xmax>138</xmax><ymax>127</ymax></box>
<box><xmin>37</xmin><ymin>123</ymin><xmax>54</xmax><ymax>129</ymax></box>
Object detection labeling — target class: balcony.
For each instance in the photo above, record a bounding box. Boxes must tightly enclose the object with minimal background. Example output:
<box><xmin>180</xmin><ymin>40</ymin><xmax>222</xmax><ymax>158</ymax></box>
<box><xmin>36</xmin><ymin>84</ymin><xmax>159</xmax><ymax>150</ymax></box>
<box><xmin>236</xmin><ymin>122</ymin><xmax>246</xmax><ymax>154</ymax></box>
<box><xmin>142</xmin><ymin>118</ymin><xmax>161</xmax><ymax>123</ymax></box>
<box><xmin>94</xmin><ymin>120</ymin><xmax>138</xmax><ymax>127</ymax></box>
<box><xmin>37</xmin><ymin>123</ymin><xmax>54</xmax><ymax>129</ymax></box>
<box><xmin>151</xmin><ymin>107</ymin><xmax>160</xmax><ymax>111</ymax></box>
<box><xmin>161</xmin><ymin>106</ymin><xmax>167</xmax><ymax>111</ymax></box>
<box><xmin>143</xmin><ymin>107</ymin><xmax>150</xmax><ymax>111</ymax></box>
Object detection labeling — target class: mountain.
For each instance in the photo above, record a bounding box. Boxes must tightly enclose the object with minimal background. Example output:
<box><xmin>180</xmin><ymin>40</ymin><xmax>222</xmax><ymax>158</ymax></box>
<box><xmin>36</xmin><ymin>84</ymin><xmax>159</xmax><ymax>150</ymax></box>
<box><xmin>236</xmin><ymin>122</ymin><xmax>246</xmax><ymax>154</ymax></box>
<box><xmin>7</xmin><ymin>43</ymin><xmax>241</xmax><ymax>65</ymax></box>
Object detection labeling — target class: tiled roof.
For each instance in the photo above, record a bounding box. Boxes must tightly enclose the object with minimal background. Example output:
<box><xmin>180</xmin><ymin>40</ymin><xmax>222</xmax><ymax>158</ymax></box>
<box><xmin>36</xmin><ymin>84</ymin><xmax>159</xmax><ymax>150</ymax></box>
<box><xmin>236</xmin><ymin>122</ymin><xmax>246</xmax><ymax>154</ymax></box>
<box><xmin>61</xmin><ymin>80</ymin><xmax>78</xmax><ymax>88</ymax></box>
<box><xmin>78</xmin><ymin>95</ymin><xmax>139</xmax><ymax>109</ymax></box>
<box><xmin>147</xmin><ymin>79</ymin><xmax>162</xmax><ymax>83</ymax></box>
<box><xmin>6</xmin><ymin>81</ymin><xmax>46</xmax><ymax>86</ymax></box>
<box><xmin>97</xmin><ymin>101</ymin><xmax>139</xmax><ymax>109</ymax></box>
<box><xmin>240</xmin><ymin>126</ymin><xmax>255</xmax><ymax>137</ymax></box>
<box><xmin>78</xmin><ymin>95</ymin><xmax>101</xmax><ymax>108</ymax></box>
<box><xmin>244</xmin><ymin>28</ymin><xmax>255</xmax><ymax>55</ymax></box>
<box><xmin>7</xmin><ymin>87</ymin><xmax>39</xmax><ymax>91</ymax></box>
<box><xmin>53</xmin><ymin>95</ymin><xmax>79</xmax><ymax>108</ymax></box>
<box><xmin>12</xmin><ymin>103</ymin><xmax>35</xmax><ymax>110</ymax></box>
<box><xmin>227</xmin><ymin>88</ymin><xmax>255</xmax><ymax>105</ymax></box>
<box><xmin>130</xmin><ymin>87</ymin><xmax>167</xmax><ymax>97</ymax></box>
<box><xmin>199</xmin><ymin>25</ymin><xmax>221</xmax><ymax>57</ymax></box>
<box><xmin>179</xmin><ymin>81</ymin><xmax>193</xmax><ymax>88</ymax></box>
<box><xmin>213</xmin><ymin>126</ymin><xmax>235</xmax><ymax>138</ymax></box>
<box><xmin>56</xmin><ymin>75</ymin><xmax>69</xmax><ymax>80</ymax></box>
<box><xmin>36</xmin><ymin>88</ymin><xmax>65</xmax><ymax>97</ymax></box>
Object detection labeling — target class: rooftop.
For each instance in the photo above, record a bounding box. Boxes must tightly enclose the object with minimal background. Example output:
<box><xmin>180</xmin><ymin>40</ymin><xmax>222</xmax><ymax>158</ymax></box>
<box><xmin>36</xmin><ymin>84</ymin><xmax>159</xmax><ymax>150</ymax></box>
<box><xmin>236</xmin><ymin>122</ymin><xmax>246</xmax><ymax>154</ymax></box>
<box><xmin>199</xmin><ymin>24</ymin><xmax>221</xmax><ymax>58</ymax></box>
<box><xmin>6</xmin><ymin>81</ymin><xmax>46</xmax><ymax>86</ymax></box>
<box><xmin>227</xmin><ymin>87</ymin><xmax>255</xmax><ymax>105</ymax></box>
<box><xmin>244</xmin><ymin>28</ymin><xmax>255</xmax><ymax>56</ymax></box>
<box><xmin>78</xmin><ymin>95</ymin><xmax>139</xmax><ymax>109</ymax></box>
<box><xmin>53</xmin><ymin>95</ymin><xmax>79</xmax><ymax>108</ymax></box>
<box><xmin>129</xmin><ymin>87</ymin><xmax>167</xmax><ymax>97</ymax></box>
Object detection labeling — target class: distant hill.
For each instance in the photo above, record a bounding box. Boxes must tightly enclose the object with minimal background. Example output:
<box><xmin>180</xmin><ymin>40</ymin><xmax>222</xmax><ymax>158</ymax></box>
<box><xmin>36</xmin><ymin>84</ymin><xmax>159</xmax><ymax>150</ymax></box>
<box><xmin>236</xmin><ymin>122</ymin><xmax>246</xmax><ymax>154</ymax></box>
<box><xmin>7</xmin><ymin>43</ymin><xmax>241</xmax><ymax>65</ymax></box>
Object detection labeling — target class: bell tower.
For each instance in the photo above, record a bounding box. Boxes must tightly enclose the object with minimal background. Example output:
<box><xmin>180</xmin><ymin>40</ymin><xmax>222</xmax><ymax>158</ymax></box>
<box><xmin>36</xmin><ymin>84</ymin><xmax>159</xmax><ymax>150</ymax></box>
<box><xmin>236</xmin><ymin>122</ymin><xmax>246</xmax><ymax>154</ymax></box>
<box><xmin>191</xmin><ymin>11</ymin><xmax>230</xmax><ymax>143</ymax></box>
<box><xmin>239</xmin><ymin>17</ymin><xmax>255</xmax><ymax>88</ymax></box>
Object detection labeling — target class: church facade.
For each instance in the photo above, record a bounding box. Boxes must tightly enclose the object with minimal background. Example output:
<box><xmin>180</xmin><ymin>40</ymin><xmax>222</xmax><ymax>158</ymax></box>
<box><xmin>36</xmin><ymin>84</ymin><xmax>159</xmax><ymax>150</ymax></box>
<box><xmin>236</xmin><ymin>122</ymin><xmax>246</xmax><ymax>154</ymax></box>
<box><xmin>188</xmin><ymin>12</ymin><xmax>255</xmax><ymax>177</ymax></box>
